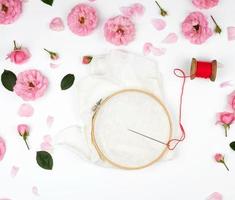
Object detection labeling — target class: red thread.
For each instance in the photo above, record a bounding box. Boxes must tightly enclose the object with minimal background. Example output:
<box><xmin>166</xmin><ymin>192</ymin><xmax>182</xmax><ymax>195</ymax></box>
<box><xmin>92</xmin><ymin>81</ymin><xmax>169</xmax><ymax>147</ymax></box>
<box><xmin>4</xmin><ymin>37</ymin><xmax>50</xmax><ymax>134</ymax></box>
<box><xmin>195</xmin><ymin>61</ymin><xmax>213</xmax><ymax>78</ymax></box>
<box><xmin>166</xmin><ymin>68</ymin><xmax>187</xmax><ymax>150</ymax></box>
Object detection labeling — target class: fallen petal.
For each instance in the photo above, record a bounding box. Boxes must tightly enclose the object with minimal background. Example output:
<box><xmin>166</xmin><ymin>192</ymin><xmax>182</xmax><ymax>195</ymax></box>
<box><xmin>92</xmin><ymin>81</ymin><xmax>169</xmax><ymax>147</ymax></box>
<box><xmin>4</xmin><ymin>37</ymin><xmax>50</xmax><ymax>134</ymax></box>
<box><xmin>151</xmin><ymin>47</ymin><xmax>166</xmax><ymax>56</ymax></box>
<box><xmin>46</xmin><ymin>116</ymin><xmax>54</xmax><ymax>128</ymax></box>
<box><xmin>18</xmin><ymin>104</ymin><xmax>34</xmax><ymax>117</ymax></box>
<box><xmin>132</xmin><ymin>3</ymin><xmax>145</xmax><ymax>16</ymax></box>
<box><xmin>162</xmin><ymin>33</ymin><xmax>178</xmax><ymax>44</ymax></box>
<box><xmin>43</xmin><ymin>135</ymin><xmax>52</xmax><ymax>143</ymax></box>
<box><xmin>49</xmin><ymin>17</ymin><xmax>65</xmax><ymax>32</ymax></box>
<box><xmin>10</xmin><ymin>166</ymin><xmax>19</xmax><ymax>178</ymax></box>
<box><xmin>206</xmin><ymin>192</ymin><xmax>223</xmax><ymax>200</ymax></box>
<box><xmin>50</xmin><ymin>63</ymin><xmax>60</xmax><ymax>69</ymax></box>
<box><xmin>41</xmin><ymin>142</ymin><xmax>53</xmax><ymax>153</ymax></box>
<box><xmin>151</xmin><ymin>19</ymin><xmax>166</xmax><ymax>31</ymax></box>
<box><xmin>32</xmin><ymin>186</ymin><xmax>39</xmax><ymax>196</ymax></box>
<box><xmin>220</xmin><ymin>81</ymin><xmax>233</xmax><ymax>88</ymax></box>
<box><xmin>143</xmin><ymin>42</ymin><xmax>153</xmax><ymax>55</ymax></box>
<box><xmin>120</xmin><ymin>6</ymin><xmax>134</xmax><ymax>18</ymax></box>
<box><xmin>0</xmin><ymin>137</ymin><xmax>6</xmax><ymax>161</ymax></box>
<box><xmin>227</xmin><ymin>27</ymin><xmax>235</xmax><ymax>41</ymax></box>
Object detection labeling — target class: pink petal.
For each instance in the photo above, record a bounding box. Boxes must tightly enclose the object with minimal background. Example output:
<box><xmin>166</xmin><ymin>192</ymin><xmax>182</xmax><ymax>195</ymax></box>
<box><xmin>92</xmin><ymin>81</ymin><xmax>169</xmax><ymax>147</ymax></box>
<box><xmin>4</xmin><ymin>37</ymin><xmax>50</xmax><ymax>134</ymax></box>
<box><xmin>0</xmin><ymin>137</ymin><xmax>6</xmax><ymax>161</ymax></box>
<box><xmin>88</xmin><ymin>0</ymin><xmax>96</xmax><ymax>1</ymax></box>
<box><xmin>49</xmin><ymin>17</ymin><xmax>65</xmax><ymax>32</ymax></box>
<box><xmin>151</xmin><ymin>19</ymin><xmax>166</xmax><ymax>31</ymax></box>
<box><xmin>220</xmin><ymin>81</ymin><xmax>233</xmax><ymax>88</ymax></box>
<box><xmin>18</xmin><ymin>104</ymin><xmax>34</xmax><ymax>117</ymax></box>
<box><xmin>41</xmin><ymin>142</ymin><xmax>53</xmax><ymax>152</ymax></box>
<box><xmin>162</xmin><ymin>33</ymin><xmax>178</xmax><ymax>44</ymax></box>
<box><xmin>32</xmin><ymin>186</ymin><xmax>39</xmax><ymax>196</ymax></box>
<box><xmin>43</xmin><ymin>135</ymin><xmax>52</xmax><ymax>143</ymax></box>
<box><xmin>120</xmin><ymin>7</ymin><xmax>134</xmax><ymax>18</ymax></box>
<box><xmin>132</xmin><ymin>3</ymin><xmax>145</xmax><ymax>16</ymax></box>
<box><xmin>143</xmin><ymin>42</ymin><xmax>153</xmax><ymax>55</ymax></box>
<box><xmin>10</xmin><ymin>166</ymin><xmax>19</xmax><ymax>178</ymax></box>
<box><xmin>227</xmin><ymin>27</ymin><xmax>235</xmax><ymax>41</ymax></box>
<box><xmin>207</xmin><ymin>192</ymin><xmax>223</xmax><ymax>200</ymax></box>
<box><xmin>151</xmin><ymin>47</ymin><xmax>166</xmax><ymax>56</ymax></box>
<box><xmin>50</xmin><ymin>63</ymin><xmax>59</xmax><ymax>69</ymax></box>
<box><xmin>46</xmin><ymin>116</ymin><xmax>54</xmax><ymax>128</ymax></box>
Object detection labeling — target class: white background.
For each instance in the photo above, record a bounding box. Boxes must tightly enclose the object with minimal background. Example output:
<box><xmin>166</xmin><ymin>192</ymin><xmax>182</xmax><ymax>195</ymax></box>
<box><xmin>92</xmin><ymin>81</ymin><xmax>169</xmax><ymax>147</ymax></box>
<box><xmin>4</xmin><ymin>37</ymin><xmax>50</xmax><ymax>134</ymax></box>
<box><xmin>1</xmin><ymin>0</ymin><xmax>235</xmax><ymax>199</ymax></box>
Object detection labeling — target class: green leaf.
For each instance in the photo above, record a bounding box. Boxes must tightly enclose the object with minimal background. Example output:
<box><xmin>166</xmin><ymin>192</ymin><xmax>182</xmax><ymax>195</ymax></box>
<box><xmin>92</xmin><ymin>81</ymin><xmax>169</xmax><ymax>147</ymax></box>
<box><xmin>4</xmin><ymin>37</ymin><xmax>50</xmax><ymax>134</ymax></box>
<box><xmin>1</xmin><ymin>70</ymin><xmax>17</xmax><ymax>91</ymax></box>
<box><xmin>230</xmin><ymin>141</ymin><xmax>235</xmax><ymax>151</ymax></box>
<box><xmin>36</xmin><ymin>151</ymin><xmax>53</xmax><ymax>170</ymax></box>
<box><xmin>41</xmin><ymin>0</ymin><xmax>53</xmax><ymax>6</ymax></box>
<box><xmin>60</xmin><ymin>74</ymin><xmax>75</xmax><ymax>90</ymax></box>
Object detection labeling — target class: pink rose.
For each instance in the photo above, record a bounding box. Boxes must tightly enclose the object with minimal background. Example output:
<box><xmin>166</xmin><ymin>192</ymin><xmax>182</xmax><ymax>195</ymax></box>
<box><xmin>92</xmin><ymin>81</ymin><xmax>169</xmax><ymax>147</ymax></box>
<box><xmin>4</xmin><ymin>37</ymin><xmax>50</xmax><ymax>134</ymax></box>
<box><xmin>214</xmin><ymin>153</ymin><xmax>229</xmax><ymax>171</ymax></box>
<box><xmin>17</xmin><ymin>124</ymin><xmax>30</xmax><ymax>150</ymax></box>
<box><xmin>14</xmin><ymin>69</ymin><xmax>48</xmax><ymax>101</ymax></box>
<box><xmin>0</xmin><ymin>136</ymin><xmax>6</xmax><ymax>161</ymax></box>
<box><xmin>0</xmin><ymin>0</ymin><xmax>22</xmax><ymax>24</ymax></box>
<box><xmin>192</xmin><ymin>0</ymin><xmax>219</xmax><ymax>9</ymax></box>
<box><xmin>216</xmin><ymin>112</ymin><xmax>235</xmax><ymax>137</ymax></box>
<box><xmin>7</xmin><ymin>41</ymin><xmax>31</xmax><ymax>65</ymax></box>
<box><xmin>104</xmin><ymin>15</ymin><xmax>135</xmax><ymax>46</ymax></box>
<box><xmin>67</xmin><ymin>3</ymin><xmax>98</xmax><ymax>36</ymax></box>
<box><xmin>182</xmin><ymin>12</ymin><xmax>212</xmax><ymax>44</ymax></box>
<box><xmin>228</xmin><ymin>90</ymin><xmax>235</xmax><ymax>111</ymax></box>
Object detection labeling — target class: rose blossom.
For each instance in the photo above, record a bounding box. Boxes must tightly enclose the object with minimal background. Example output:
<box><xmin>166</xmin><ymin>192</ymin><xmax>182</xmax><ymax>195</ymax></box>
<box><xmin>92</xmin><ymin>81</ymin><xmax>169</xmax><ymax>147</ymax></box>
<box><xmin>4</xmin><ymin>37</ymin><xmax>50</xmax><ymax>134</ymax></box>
<box><xmin>214</xmin><ymin>153</ymin><xmax>229</xmax><ymax>171</ymax></box>
<box><xmin>67</xmin><ymin>3</ymin><xmax>98</xmax><ymax>36</ymax></box>
<box><xmin>104</xmin><ymin>15</ymin><xmax>135</xmax><ymax>46</ymax></box>
<box><xmin>0</xmin><ymin>136</ymin><xmax>6</xmax><ymax>161</ymax></box>
<box><xmin>182</xmin><ymin>12</ymin><xmax>212</xmax><ymax>44</ymax></box>
<box><xmin>14</xmin><ymin>69</ymin><xmax>48</xmax><ymax>101</ymax></box>
<box><xmin>0</xmin><ymin>0</ymin><xmax>22</xmax><ymax>24</ymax></box>
<box><xmin>7</xmin><ymin>41</ymin><xmax>31</xmax><ymax>65</ymax></box>
<box><xmin>192</xmin><ymin>0</ymin><xmax>219</xmax><ymax>9</ymax></box>
<box><xmin>216</xmin><ymin>112</ymin><xmax>235</xmax><ymax>137</ymax></box>
<box><xmin>228</xmin><ymin>90</ymin><xmax>235</xmax><ymax>111</ymax></box>
<box><xmin>17</xmin><ymin>124</ymin><xmax>30</xmax><ymax>150</ymax></box>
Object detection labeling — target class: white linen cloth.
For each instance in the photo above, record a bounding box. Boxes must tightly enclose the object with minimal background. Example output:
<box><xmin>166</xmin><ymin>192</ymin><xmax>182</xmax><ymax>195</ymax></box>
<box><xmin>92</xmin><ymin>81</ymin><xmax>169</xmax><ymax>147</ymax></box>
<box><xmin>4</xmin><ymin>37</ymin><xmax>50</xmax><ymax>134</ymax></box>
<box><xmin>54</xmin><ymin>50</ymin><xmax>177</xmax><ymax>168</ymax></box>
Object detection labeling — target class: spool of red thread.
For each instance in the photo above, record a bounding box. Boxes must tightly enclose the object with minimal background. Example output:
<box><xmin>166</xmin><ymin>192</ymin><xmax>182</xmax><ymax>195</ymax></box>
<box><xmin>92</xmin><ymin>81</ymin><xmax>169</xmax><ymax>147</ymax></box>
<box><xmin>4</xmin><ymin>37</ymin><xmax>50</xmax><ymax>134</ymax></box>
<box><xmin>190</xmin><ymin>58</ymin><xmax>217</xmax><ymax>81</ymax></box>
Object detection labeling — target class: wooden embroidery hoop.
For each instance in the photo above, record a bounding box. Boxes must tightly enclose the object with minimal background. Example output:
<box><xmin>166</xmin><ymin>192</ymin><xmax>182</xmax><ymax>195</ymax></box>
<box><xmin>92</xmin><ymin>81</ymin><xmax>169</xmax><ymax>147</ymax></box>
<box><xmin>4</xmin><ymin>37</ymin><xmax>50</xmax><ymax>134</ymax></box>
<box><xmin>91</xmin><ymin>88</ymin><xmax>173</xmax><ymax>170</ymax></box>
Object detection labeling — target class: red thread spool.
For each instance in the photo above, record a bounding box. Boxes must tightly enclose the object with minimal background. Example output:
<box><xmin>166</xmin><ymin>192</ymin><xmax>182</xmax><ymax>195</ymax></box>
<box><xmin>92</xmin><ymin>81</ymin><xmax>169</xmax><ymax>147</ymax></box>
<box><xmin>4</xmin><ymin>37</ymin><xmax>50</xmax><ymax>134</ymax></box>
<box><xmin>190</xmin><ymin>58</ymin><xmax>217</xmax><ymax>81</ymax></box>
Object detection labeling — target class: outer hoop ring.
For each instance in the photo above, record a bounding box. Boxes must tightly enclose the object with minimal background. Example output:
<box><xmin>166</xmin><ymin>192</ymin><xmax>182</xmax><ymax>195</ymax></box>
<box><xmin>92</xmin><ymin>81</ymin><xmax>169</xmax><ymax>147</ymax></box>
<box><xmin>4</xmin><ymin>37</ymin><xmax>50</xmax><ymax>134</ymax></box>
<box><xmin>91</xmin><ymin>89</ymin><xmax>173</xmax><ymax>170</ymax></box>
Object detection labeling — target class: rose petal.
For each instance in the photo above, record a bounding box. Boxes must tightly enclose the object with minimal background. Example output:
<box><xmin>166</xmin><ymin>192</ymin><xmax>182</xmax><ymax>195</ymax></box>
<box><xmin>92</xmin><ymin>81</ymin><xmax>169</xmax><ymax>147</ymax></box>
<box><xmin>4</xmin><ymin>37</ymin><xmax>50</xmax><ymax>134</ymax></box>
<box><xmin>46</xmin><ymin>116</ymin><xmax>54</xmax><ymax>128</ymax></box>
<box><xmin>0</xmin><ymin>137</ymin><xmax>6</xmax><ymax>161</ymax></box>
<box><xmin>151</xmin><ymin>19</ymin><xmax>166</xmax><ymax>31</ymax></box>
<box><xmin>151</xmin><ymin>47</ymin><xmax>166</xmax><ymax>56</ymax></box>
<box><xmin>120</xmin><ymin>7</ymin><xmax>134</xmax><ymax>18</ymax></box>
<box><xmin>18</xmin><ymin>104</ymin><xmax>34</xmax><ymax>117</ymax></box>
<box><xmin>132</xmin><ymin>3</ymin><xmax>145</xmax><ymax>16</ymax></box>
<box><xmin>49</xmin><ymin>17</ymin><xmax>65</xmax><ymax>32</ymax></box>
<box><xmin>162</xmin><ymin>33</ymin><xmax>178</xmax><ymax>44</ymax></box>
<box><xmin>32</xmin><ymin>186</ymin><xmax>39</xmax><ymax>196</ymax></box>
<box><xmin>43</xmin><ymin>135</ymin><xmax>52</xmax><ymax>143</ymax></box>
<box><xmin>227</xmin><ymin>27</ymin><xmax>235</xmax><ymax>41</ymax></box>
<box><xmin>143</xmin><ymin>42</ymin><xmax>153</xmax><ymax>55</ymax></box>
<box><xmin>206</xmin><ymin>192</ymin><xmax>223</xmax><ymax>200</ymax></box>
<box><xmin>50</xmin><ymin>63</ymin><xmax>60</xmax><ymax>69</ymax></box>
<box><xmin>220</xmin><ymin>81</ymin><xmax>233</xmax><ymax>88</ymax></box>
<box><xmin>11</xmin><ymin>166</ymin><xmax>19</xmax><ymax>178</ymax></box>
<box><xmin>41</xmin><ymin>142</ymin><xmax>53</xmax><ymax>152</ymax></box>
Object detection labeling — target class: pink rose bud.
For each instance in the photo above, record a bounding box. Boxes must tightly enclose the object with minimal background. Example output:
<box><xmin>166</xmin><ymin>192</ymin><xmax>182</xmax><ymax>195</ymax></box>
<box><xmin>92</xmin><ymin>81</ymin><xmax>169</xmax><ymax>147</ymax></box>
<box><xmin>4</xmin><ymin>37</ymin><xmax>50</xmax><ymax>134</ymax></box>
<box><xmin>216</xmin><ymin>112</ymin><xmax>235</xmax><ymax>137</ymax></box>
<box><xmin>214</xmin><ymin>153</ymin><xmax>229</xmax><ymax>171</ymax></box>
<box><xmin>6</xmin><ymin>41</ymin><xmax>31</xmax><ymax>64</ymax></box>
<box><xmin>44</xmin><ymin>48</ymin><xmax>59</xmax><ymax>60</ymax></box>
<box><xmin>17</xmin><ymin>124</ymin><xmax>30</xmax><ymax>150</ymax></box>
<box><xmin>82</xmin><ymin>56</ymin><xmax>93</xmax><ymax>64</ymax></box>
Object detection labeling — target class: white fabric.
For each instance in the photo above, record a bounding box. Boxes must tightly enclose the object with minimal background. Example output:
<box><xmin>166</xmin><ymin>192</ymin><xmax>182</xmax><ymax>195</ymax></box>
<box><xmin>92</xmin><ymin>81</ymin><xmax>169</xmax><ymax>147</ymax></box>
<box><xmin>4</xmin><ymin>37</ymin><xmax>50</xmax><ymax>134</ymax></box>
<box><xmin>54</xmin><ymin>50</ymin><xmax>177</xmax><ymax>168</ymax></box>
